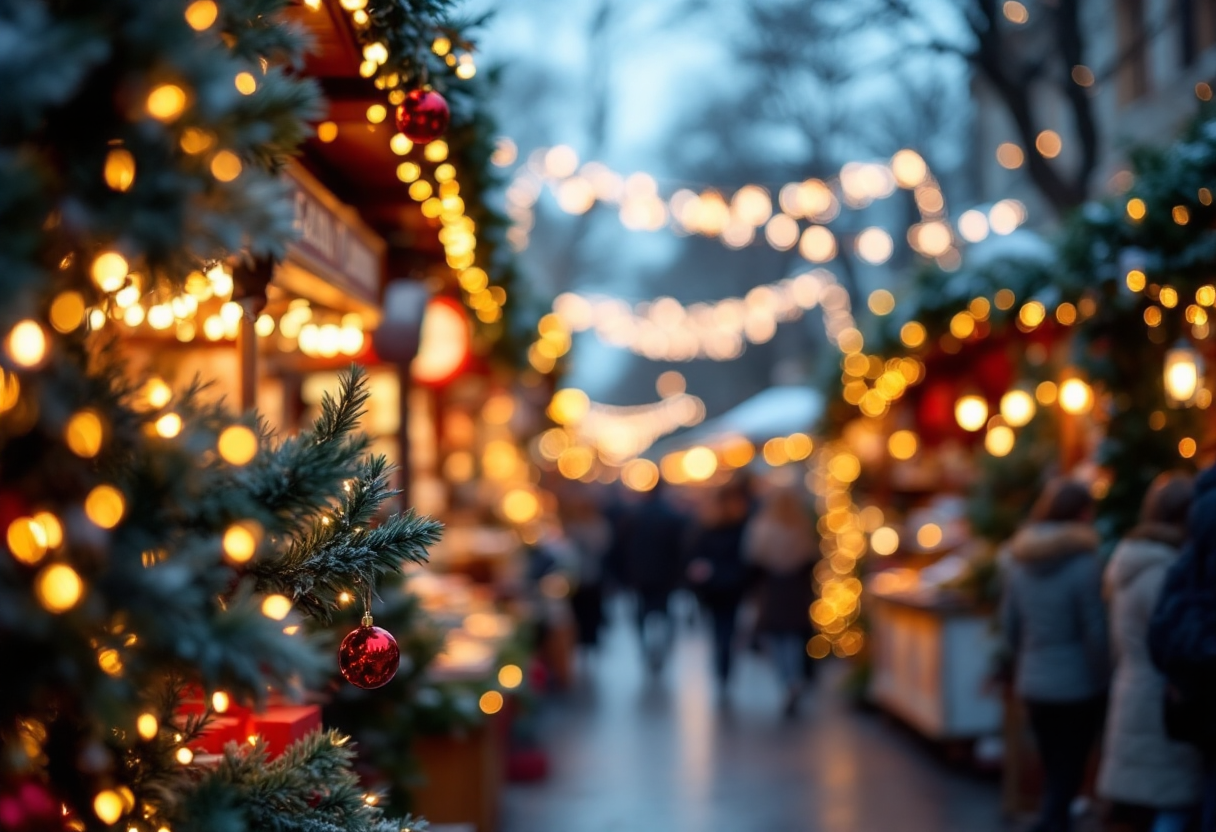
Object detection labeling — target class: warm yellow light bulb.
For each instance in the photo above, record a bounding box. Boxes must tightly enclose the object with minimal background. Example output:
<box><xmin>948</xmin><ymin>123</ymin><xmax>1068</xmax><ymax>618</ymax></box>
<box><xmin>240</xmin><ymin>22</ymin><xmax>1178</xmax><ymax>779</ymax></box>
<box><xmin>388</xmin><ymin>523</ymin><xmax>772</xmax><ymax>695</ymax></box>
<box><xmin>234</xmin><ymin>72</ymin><xmax>257</xmax><ymax>95</ymax></box>
<box><xmin>32</xmin><ymin>512</ymin><xmax>62</xmax><ymax>549</ymax></box>
<box><xmin>899</xmin><ymin>321</ymin><xmax>926</xmax><ymax>349</ymax></box>
<box><xmin>999</xmin><ymin>389</ymin><xmax>1036</xmax><ymax>427</ymax></box>
<box><xmin>50</xmin><ymin>291</ymin><xmax>87</xmax><ymax>333</ymax></box>
<box><xmin>92</xmin><ymin>251</ymin><xmax>129</xmax><ymax>292</ymax></box>
<box><xmin>479</xmin><ymin>690</ymin><xmax>504</xmax><ymax>715</ymax></box>
<box><xmin>137</xmin><ymin>712</ymin><xmax>159</xmax><ymax>740</ymax></box>
<box><xmin>317</xmin><ymin>121</ymin><xmax>338</xmax><ymax>143</ymax></box>
<box><xmin>222</xmin><ymin>522</ymin><xmax>258</xmax><ymax>563</ymax></box>
<box><xmin>366</xmin><ymin>103</ymin><xmax>387</xmax><ymax>124</ymax></box>
<box><xmin>870</xmin><ymin>526</ymin><xmax>900</xmax><ymax>556</ymax></box>
<box><xmin>211</xmin><ymin>691</ymin><xmax>230</xmax><ymax>713</ymax></box>
<box><xmin>6</xmin><ymin>320</ymin><xmax>47</xmax><ymax>367</ymax></box>
<box><xmin>1058</xmin><ymin>378</ymin><xmax>1094</xmax><ymax>415</ymax></box>
<box><xmin>144</xmin><ymin>378</ymin><xmax>172</xmax><ymax>409</ymax></box>
<box><xmin>147</xmin><ymin>84</ymin><xmax>187</xmax><ymax>122</ymax></box>
<box><xmin>36</xmin><ymin>563</ymin><xmax>83</xmax><ymax>613</ymax></box>
<box><xmin>155</xmin><ymin>413</ymin><xmax>183</xmax><ymax>438</ymax></box>
<box><xmin>185</xmin><ymin>0</ymin><xmax>219</xmax><ymax>29</ymax></box>
<box><xmin>261</xmin><ymin>594</ymin><xmax>292</xmax><ymax>620</ymax></box>
<box><xmin>985</xmin><ymin>425</ymin><xmax>1016</xmax><ymax>457</ymax></box>
<box><xmin>66</xmin><ymin>410</ymin><xmax>105</xmax><ymax>458</ymax></box>
<box><xmin>180</xmin><ymin>127</ymin><xmax>214</xmax><ymax>155</ymax></box>
<box><xmin>94</xmin><ymin>790</ymin><xmax>124</xmax><ymax>824</ymax></box>
<box><xmin>424</xmin><ymin>140</ymin><xmax>449</xmax><ymax>162</ymax></box>
<box><xmin>85</xmin><ymin>484</ymin><xmax>126</xmax><ymax>529</ymax></box>
<box><xmin>104</xmin><ymin>148</ymin><xmax>136</xmax><ymax>192</ymax></box>
<box><xmin>954</xmin><ymin>395</ymin><xmax>988</xmax><ymax>432</ymax></box>
<box><xmin>7</xmin><ymin>517</ymin><xmax>48</xmax><ymax>564</ymax></box>
<box><xmin>210</xmin><ymin>150</ymin><xmax>242</xmax><ymax>182</ymax></box>
<box><xmin>217</xmin><ymin>425</ymin><xmax>258</xmax><ymax>465</ymax></box>
<box><xmin>390</xmin><ymin>134</ymin><xmax>413</xmax><ymax>155</ymax></box>
<box><xmin>498</xmin><ymin>664</ymin><xmax>523</xmax><ymax>689</ymax></box>
<box><xmin>887</xmin><ymin>429</ymin><xmax>918</xmax><ymax>460</ymax></box>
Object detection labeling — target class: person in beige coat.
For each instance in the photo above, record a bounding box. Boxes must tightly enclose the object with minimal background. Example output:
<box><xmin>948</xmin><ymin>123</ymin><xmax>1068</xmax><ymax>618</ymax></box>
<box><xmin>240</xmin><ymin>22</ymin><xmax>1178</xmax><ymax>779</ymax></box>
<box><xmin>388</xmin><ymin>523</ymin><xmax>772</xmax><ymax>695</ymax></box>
<box><xmin>1099</xmin><ymin>474</ymin><xmax>1205</xmax><ymax>832</ymax></box>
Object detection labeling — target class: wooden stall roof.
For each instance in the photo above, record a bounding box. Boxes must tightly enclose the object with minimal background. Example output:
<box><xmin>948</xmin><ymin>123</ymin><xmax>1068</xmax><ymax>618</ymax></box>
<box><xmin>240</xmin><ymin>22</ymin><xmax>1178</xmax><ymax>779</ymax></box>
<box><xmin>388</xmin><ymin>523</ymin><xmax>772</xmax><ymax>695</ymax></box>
<box><xmin>285</xmin><ymin>0</ymin><xmax>442</xmax><ymax>256</ymax></box>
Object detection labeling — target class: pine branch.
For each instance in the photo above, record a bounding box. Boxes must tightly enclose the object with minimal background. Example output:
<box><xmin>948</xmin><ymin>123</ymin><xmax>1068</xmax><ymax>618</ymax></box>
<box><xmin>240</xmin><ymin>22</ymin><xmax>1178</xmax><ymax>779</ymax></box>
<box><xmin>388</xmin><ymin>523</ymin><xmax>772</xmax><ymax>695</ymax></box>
<box><xmin>244</xmin><ymin>366</ymin><xmax>372</xmax><ymax>525</ymax></box>
<box><xmin>253</xmin><ymin>454</ymin><xmax>442</xmax><ymax>621</ymax></box>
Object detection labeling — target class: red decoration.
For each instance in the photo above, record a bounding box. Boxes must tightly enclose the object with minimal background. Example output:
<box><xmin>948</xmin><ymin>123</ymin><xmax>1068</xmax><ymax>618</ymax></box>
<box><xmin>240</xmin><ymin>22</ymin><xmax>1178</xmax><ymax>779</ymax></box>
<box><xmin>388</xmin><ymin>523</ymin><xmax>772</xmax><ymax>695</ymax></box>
<box><xmin>189</xmin><ymin>716</ymin><xmax>248</xmax><ymax>755</ymax></box>
<box><xmin>248</xmin><ymin>705</ymin><xmax>322</xmax><ymax>757</ymax></box>
<box><xmin>338</xmin><ymin>621</ymin><xmax>399</xmax><ymax>689</ymax></box>
<box><xmin>0</xmin><ymin>780</ymin><xmax>58</xmax><ymax>832</ymax></box>
<box><xmin>394</xmin><ymin>89</ymin><xmax>449</xmax><ymax>144</ymax></box>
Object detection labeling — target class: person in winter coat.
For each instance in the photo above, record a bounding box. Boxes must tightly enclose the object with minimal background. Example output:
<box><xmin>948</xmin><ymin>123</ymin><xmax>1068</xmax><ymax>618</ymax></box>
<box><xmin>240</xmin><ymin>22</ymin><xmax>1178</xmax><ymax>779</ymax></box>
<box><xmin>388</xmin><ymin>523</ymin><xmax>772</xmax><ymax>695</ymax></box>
<box><xmin>1149</xmin><ymin>465</ymin><xmax>1216</xmax><ymax>832</ymax></box>
<box><xmin>1001</xmin><ymin>478</ymin><xmax>1109</xmax><ymax>832</ymax></box>
<box><xmin>618</xmin><ymin>481</ymin><xmax>687</xmax><ymax>673</ymax></box>
<box><xmin>685</xmin><ymin>479</ymin><xmax>752</xmax><ymax>697</ymax></box>
<box><xmin>1097</xmin><ymin>473</ymin><xmax>1203</xmax><ymax>832</ymax></box>
<box><xmin>563</xmin><ymin>491</ymin><xmax>613</xmax><ymax>651</ymax></box>
<box><xmin>743</xmin><ymin>486</ymin><xmax>817</xmax><ymax>717</ymax></box>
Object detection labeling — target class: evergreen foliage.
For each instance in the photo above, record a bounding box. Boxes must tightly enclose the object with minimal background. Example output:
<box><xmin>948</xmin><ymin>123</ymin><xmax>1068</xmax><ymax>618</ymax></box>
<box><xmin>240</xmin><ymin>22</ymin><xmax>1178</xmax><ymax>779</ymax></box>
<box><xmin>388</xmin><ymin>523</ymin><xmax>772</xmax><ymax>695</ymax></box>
<box><xmin>857</xmin><ymin>113</ymin><xmax>1216</xmax><ymax>546</ymax></box>
<box><xmin>0</xmin><ymin>0</ymin><xmax>470</xmax><ymax>829</ymax></box>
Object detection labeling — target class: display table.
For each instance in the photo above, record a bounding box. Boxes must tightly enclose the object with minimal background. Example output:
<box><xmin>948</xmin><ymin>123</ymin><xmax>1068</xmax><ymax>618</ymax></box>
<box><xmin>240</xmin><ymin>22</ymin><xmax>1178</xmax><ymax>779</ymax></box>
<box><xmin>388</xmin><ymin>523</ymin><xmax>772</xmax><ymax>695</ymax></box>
<box><xmin>867</xmin><ymin>589</ymin><xmax>1003</xmax><ymax>740</ymax></box>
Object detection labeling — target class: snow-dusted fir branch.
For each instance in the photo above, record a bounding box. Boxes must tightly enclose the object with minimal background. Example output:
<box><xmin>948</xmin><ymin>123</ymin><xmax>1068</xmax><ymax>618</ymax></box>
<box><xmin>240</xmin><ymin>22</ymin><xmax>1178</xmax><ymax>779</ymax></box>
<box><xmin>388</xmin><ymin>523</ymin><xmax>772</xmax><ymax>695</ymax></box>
<box><xmin>244</xmin><ymin>367</ymin><xmax>373</xmax><ymax>526</ymax></box>
<box><xmin>171</xmin><ymin>729</ymin><xmax>427</xmax><ymax>832</ymax></box>
<box><xmin>254</xmin><ymin>452</ymin><xmax>443</xmax><ymax>621</ymax></box>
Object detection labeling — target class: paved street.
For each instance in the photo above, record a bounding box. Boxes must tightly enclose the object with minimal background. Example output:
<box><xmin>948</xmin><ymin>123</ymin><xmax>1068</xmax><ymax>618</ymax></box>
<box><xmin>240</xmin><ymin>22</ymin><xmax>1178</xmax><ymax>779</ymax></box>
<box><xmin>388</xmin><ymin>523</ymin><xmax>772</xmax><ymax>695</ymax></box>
<box><xmin>502</xmin><ymin>598</ymin><xmax>1005</xmax><ymax>832</ymax></box>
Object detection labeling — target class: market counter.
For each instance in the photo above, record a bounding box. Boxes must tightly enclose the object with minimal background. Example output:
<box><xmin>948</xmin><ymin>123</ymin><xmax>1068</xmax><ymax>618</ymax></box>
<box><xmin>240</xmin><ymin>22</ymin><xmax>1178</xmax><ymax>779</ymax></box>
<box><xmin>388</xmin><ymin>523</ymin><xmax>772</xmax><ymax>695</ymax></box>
<box><xmin>867</xmin><ymin>588</ymin><xmax>1003</xmax><ymax>741</ymax></box>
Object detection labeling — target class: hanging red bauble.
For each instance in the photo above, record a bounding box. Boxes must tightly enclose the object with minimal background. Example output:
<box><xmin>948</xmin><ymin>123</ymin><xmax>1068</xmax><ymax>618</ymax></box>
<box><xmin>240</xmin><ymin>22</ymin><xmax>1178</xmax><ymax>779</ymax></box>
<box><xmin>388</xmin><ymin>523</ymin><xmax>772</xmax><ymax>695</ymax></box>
<box><xmin>338</xmin><ymin>614</ymin><xmax>400</xmax><ymax>689</ymax></box>
<box><xmin>394</xmin><ymin>89</ymin><xmax>449</xmax><ymax>144</ymax></box>
<box><xmin>0</xmin><ymin>780</ymin><xmax>58</xmax><ymax>832</ymax></box>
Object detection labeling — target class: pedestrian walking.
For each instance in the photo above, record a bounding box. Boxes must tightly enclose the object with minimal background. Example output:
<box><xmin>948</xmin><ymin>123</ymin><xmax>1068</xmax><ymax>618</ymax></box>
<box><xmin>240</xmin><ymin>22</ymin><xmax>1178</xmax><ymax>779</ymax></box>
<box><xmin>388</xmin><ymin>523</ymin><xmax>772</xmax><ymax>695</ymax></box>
<box><xmin>564</xmin><ymin>491</ymin><xmax>613</xmax><ymax>651</ymax></box>
<box><xmin>1149</xmin><ymin>466</ymin><xmax>1216</xmax><ymax>832</ymax></box>
<box><xmin>1097</xmin><ymin>473</ymin><xmax>1203</xmax><ymax>832</ymax></box>
<box><xmin>618</xmin><ymin>481</ymin><xmax>687</xmax><ymax>673</ymax></box>
<box><xmin>743</xmin><ymin>486</ymin><xmax>817</xmax><ymax>717</ymax></box>
<box><xmin>685</xmin><ymin>479</ymin><xmax>752</xmax><ymax>700</ymax></box>
<box><xmin>1000</xmin><ymin>478</ymin><xmax>1109</xmax><ymax>832</ymax></box>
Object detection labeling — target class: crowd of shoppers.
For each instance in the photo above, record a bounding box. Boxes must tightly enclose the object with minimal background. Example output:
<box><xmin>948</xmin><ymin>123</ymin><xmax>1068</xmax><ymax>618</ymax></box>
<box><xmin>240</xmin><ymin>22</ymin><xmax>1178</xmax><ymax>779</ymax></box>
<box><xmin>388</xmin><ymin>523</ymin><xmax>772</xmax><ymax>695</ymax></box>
<box><xmin>1000</xmin><ymin>471</ymin><xmax>1216</xmax><ymax>832</ymax></box>
<box><xmin>552</xmin><ymin>461</ymin><xmax>1216</xmax><ymax>830</ymax></box>
<box><xmin>558</xmin><ymin>475</ymin><xmax>818</xmax><ymax>714</ymax></box>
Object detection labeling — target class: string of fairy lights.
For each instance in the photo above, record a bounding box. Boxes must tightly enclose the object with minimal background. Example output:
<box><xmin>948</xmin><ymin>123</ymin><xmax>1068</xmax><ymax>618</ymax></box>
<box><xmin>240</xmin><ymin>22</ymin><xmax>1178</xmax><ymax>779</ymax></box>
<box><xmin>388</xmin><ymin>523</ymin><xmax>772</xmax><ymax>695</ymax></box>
<box><xmin>501</xmin><ymin>143</ymin><xmax>1028</xmax><ymax>263</ymax></box>
<box><xmin>527</xmin><ymin>269</ymin><xmax>856</xmax><ymax>371</ymax></box>
<box><xmin>500</xmin><ymin>144</ymin><xmax>1030</xmax><ymax>658</ymax></box>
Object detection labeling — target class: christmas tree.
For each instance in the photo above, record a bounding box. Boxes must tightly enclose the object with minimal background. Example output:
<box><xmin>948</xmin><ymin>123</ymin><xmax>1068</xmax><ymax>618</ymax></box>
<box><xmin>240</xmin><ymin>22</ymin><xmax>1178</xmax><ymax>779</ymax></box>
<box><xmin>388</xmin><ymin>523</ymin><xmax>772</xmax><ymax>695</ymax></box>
<box><xmin>0</xmin><ymin>0</ymin><xmax>459</xmax><ymax>829</ymax></box>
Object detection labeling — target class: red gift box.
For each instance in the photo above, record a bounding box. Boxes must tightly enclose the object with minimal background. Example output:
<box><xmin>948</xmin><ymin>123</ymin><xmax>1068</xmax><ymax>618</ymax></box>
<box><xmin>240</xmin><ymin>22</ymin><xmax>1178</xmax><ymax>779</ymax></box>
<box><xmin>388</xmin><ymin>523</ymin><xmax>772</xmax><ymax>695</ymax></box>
<box><xmin>189</xmin><ymin>716</ymin><xmax>249</xmax><ymax>754</ymax></box>
<box><xmin>247</xmin><ymin>705</ymin><xmax>321</xmax><ymax>758</ymax></box>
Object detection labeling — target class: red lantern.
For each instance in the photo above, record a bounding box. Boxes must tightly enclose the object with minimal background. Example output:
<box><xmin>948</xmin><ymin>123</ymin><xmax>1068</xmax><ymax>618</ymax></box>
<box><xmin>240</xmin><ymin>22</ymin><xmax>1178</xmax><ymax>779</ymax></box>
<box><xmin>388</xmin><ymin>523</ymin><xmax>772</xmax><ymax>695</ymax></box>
<box><xmin>411</xmin><ymin>297</ymin><xmax>470</xmax><ymax>387</ymax></box>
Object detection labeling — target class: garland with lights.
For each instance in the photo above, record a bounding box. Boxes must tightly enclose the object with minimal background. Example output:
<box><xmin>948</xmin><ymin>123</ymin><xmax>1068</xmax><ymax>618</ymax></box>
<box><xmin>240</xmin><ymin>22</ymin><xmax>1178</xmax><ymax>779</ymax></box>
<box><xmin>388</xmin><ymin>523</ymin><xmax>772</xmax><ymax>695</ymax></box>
<box><xmin>847</xmin><ymin>111</ymin><xmax>1216</xmax><ymax>545</ymax></box>
<box><xmin>505</xmin><ymin>147</ymin><xmax>1032</xmax><ymax>262</ymax></box>
<box><xmin>0</xmin><ymin>1</ymin><xmax>455</xmax><ymax>830</ymax></box>
<box><xmin>314</xmin><ymin>0</ymin><xmax>527</xmax><ymax>355</ymax></box>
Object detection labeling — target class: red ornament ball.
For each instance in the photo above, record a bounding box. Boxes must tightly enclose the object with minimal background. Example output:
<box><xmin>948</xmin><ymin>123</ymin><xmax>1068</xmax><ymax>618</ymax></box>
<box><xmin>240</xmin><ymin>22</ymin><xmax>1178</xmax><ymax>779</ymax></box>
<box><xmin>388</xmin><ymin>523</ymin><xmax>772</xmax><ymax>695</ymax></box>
<box><xmin>394</xmin><ymin>89</ymin><xmax>449</xmax><ymax>144</ymax></box>
<box><xmin>0</xmin><ymin>780</ymin><xmax>58</xmax><ymax>832</ymax></box>
<box><xmin>338</xmin><ymin>624</ymin><xmax>400</xmax><ymax>689</ymax></box>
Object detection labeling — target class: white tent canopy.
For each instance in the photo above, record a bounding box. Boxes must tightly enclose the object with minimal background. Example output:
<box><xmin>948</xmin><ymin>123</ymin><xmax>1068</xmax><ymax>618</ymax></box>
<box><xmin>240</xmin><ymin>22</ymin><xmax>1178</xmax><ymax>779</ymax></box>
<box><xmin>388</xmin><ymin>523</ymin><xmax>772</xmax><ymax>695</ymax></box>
<box><xmin>647</xmin><ymin>385</ymin><xmax>824</xmax><ymax>458</ymax></box>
